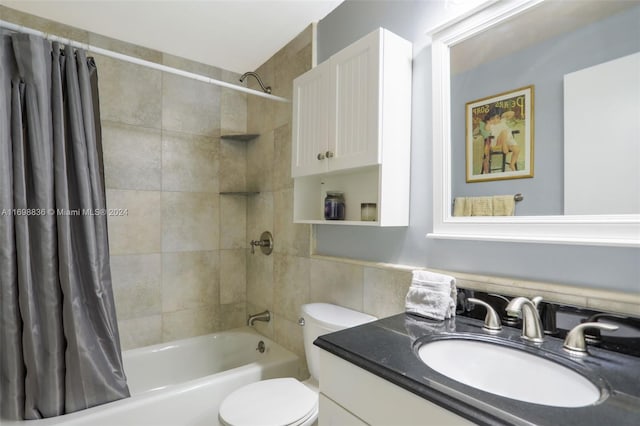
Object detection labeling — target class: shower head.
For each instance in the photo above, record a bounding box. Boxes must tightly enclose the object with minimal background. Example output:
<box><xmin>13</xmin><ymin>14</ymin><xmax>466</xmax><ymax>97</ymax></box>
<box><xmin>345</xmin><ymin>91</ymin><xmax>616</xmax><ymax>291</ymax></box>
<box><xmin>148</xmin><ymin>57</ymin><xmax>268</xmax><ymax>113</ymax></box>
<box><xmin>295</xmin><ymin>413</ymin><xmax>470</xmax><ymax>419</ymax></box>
<box><xmin>239</xmin><ymin>71</ymin><xmax>271</xmax><ymax>94</ymax></box>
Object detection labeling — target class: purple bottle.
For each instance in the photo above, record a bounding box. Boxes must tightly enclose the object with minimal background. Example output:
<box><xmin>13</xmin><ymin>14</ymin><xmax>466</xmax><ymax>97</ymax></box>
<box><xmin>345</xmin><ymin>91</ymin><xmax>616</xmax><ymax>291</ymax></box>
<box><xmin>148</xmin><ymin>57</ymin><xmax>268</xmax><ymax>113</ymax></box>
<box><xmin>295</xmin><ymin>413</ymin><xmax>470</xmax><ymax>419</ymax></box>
<box><xmin>324</xmin><ymin>191</ymin><xmax>345</xmax><ymax>220</ymax></box>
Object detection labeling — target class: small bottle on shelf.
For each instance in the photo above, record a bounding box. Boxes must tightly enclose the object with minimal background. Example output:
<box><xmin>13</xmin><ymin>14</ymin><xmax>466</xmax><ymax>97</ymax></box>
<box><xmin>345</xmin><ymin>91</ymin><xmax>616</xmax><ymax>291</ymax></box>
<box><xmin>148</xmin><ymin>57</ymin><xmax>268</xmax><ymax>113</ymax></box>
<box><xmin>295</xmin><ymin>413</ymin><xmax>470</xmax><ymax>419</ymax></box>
<box><xmin>360</xmin><ymin>203</ymin><xmax>377</xmax><ymax>221</ymax></box>
<box><xmin>324</xmin><ymin>191</ymin><xmax>345</xmax><ymax>220</ymax></box>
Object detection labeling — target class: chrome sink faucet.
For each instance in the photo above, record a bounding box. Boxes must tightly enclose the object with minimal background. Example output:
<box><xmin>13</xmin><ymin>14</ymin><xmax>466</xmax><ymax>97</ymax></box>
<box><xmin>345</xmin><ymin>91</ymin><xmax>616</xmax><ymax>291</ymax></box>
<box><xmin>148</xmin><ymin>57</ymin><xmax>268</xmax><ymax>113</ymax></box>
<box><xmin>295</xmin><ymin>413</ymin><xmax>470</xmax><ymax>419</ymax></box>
<box><xmin>506</xmin><ymin>297</ymin><xmax>544</xmax><ymax>343</ymax></box>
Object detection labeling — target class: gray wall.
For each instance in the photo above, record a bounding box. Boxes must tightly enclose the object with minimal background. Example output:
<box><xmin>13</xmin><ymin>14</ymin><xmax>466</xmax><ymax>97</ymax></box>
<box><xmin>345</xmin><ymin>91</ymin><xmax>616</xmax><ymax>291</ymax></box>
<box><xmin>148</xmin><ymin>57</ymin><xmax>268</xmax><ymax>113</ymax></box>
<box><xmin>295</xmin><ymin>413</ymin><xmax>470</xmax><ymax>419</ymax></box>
<box><xmin>451</xmin><ymin>7</ymin><xmax>640</xmax><ymax>215</ymax></box>
<box><xmin>315</xmin><ymin>1</ymin><xmax>640</xmax><ymax>293</ymax></box>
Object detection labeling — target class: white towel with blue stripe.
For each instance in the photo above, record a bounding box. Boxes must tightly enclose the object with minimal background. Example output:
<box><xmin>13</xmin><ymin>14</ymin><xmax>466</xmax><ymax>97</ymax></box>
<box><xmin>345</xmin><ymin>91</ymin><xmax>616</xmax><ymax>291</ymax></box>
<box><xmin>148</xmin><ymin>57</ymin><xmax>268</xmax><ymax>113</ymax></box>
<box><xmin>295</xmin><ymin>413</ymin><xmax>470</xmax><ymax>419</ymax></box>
<box><xmin>405</xmin><ymin>270</ymin><xmax>457</xmax><ymax>321</ymax></box>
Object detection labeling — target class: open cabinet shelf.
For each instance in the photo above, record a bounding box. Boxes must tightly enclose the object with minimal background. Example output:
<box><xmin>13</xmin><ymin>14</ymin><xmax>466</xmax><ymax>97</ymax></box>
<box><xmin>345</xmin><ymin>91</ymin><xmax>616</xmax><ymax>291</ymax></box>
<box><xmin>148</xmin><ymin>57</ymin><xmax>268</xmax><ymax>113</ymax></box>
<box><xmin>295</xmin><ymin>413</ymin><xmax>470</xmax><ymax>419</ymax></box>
<box><xmin>295</xmin><ymin>219</ymin><xmax>380</xmax><ymax>226</ymax></box>
<box><xmin>293</xmin><ymin>165</ymin><xmax>407</xmax><ymax>227</ymax></box>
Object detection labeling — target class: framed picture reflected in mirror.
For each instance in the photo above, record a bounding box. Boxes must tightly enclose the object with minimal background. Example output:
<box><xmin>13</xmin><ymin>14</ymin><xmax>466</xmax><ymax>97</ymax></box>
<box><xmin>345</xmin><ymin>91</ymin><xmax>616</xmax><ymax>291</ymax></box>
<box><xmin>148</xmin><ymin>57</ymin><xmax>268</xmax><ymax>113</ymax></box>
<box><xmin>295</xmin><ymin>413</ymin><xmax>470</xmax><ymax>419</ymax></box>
<box><xmin>466</xmin><ymin>85</ymin><xmax>534</xmax><ymax>183</ymax></box>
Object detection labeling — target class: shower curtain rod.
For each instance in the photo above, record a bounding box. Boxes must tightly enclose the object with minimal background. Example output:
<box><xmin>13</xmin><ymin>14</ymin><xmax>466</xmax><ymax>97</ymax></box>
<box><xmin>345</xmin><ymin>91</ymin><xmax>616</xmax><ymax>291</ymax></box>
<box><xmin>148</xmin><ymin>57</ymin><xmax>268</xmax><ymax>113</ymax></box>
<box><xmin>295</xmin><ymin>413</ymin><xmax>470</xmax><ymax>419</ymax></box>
<box><xmin>0</xmin><ymin>20</ymin><xmax>290</xmax><ymax>103</ymax></box>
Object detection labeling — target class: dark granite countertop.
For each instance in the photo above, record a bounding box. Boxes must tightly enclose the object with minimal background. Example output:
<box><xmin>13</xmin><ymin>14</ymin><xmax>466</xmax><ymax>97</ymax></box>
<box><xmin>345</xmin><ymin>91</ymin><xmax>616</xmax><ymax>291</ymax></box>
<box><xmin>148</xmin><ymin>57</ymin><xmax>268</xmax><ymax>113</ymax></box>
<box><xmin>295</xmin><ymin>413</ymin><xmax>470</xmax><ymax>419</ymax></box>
<box><xmin>314</xmin><ymin>314</ymin><xmax>640</xmax><ymax>426</ymax></box>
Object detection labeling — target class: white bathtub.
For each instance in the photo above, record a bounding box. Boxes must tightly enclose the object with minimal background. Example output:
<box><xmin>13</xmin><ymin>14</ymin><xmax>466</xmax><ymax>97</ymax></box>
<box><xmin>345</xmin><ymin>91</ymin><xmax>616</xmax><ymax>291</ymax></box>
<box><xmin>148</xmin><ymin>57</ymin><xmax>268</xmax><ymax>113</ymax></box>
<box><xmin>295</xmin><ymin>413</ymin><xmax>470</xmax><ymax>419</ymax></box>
<box><xmin>6</xmin><ymin>327</ymin><xmax>299</xmax><ymax>426</ymax></box>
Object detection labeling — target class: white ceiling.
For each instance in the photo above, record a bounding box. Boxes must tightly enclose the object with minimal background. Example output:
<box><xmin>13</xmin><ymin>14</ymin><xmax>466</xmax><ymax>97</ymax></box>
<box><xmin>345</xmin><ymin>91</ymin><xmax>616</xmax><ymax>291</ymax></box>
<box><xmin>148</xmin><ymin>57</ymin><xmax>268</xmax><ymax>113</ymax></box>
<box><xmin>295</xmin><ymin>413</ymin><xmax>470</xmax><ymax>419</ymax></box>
<box><xmin>1</xmin><ymin>0</ymin><xmax>343</xmax><ymax>74</ymax></box>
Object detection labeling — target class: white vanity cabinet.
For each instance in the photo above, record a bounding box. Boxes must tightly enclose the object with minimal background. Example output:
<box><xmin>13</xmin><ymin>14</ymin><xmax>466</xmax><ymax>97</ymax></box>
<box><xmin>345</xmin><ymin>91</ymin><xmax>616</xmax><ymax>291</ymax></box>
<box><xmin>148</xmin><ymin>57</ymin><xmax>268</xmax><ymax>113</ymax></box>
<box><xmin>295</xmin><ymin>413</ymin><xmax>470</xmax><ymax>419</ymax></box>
<box><xmin>319</xmin><ymin>394</ymin><xmax>368</xmax><ymax>426</ymax></box>
<box><xmin>291</xmin><ymin>28</ymin><xmax>412</xmax><ymax>226</ymax></box>
<box><xmin>319</xmin><ymin>350</ymin><xmax>473</xmax><ymax>426</ymax></box>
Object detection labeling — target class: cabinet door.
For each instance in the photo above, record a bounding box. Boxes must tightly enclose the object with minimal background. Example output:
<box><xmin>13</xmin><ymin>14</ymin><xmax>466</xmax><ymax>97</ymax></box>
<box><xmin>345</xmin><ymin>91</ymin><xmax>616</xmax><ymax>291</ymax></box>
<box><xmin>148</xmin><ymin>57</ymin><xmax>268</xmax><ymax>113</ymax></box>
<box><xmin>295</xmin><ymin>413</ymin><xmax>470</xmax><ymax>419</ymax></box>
<box><xmin>329</xmin><ymin>29</ymin><xmax>381</xmax><ymax>171</ymax></box>
<box><xmin>319</xmin><ymin>394</ymin><xmax>368</xmax><ymax>426</ymax></box>
<box><xmin>292</xmin><ymin>61</ymin><xmax>330</xmax><ymax>177</ymax></box>
<box><xmin>320</xmin><ymin>350</ymin><xmax>474</xmax><ymax>425</ymax></box>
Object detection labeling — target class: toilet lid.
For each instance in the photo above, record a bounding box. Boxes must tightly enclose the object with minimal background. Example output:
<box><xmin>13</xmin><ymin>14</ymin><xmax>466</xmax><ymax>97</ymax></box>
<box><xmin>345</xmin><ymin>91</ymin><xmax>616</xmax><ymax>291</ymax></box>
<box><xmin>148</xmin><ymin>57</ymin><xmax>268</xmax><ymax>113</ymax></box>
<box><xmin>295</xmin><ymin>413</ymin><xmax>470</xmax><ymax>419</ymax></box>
<box><xmin>219</xmin><ymin>378</ymin><xmax>318</xmax><ymax>426</ymax></box>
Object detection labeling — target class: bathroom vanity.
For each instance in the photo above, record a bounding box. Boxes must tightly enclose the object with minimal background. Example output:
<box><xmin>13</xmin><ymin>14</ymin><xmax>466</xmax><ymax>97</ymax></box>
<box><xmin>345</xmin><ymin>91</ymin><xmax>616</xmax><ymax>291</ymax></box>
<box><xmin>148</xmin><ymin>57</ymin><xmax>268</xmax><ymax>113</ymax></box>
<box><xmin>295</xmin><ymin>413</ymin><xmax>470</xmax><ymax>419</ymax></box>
<box><xmin>315</xmin><ymin>299</ymin><xmax>640</xmax><ymax>425</ymax></box>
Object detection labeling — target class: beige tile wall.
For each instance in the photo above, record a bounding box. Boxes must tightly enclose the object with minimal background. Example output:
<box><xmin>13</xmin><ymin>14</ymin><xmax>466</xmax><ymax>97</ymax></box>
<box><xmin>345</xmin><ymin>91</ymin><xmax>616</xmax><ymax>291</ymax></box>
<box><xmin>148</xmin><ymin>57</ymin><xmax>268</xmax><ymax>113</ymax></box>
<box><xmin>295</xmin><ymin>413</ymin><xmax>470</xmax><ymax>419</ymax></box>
<box><xmin>0</xmin><ymin>6</ymin><xmax>251</xmax><ymax>350</ymax></box>
<box><xmin>3</xmin><ymin>7</ymin><xmax>410</xmax><ymax>372</ymax></box>
<box><xmin>245</xmin><ymin>26</ymin><xmax>314</xmax><ymax>378</ymax></box>
<box><xmin>99</xmin><ymin>49</ymin><xmax>249</xmax><ymax>349</ymax></box>
<box><xmin>242</xmin><ymin>25</ymin><xmax>422</xmax><ymax>379</ymax></box>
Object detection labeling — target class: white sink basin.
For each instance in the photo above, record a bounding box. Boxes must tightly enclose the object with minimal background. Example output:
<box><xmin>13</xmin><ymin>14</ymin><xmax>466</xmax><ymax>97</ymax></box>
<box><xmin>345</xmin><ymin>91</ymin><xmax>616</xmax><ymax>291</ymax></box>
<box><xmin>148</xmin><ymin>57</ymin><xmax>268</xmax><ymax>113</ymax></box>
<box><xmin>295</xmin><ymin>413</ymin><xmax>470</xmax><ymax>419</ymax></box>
<box><xmin>418</xmin><ymin>339</ymin><xmax>601</xmax><ymax>407</ymax></box>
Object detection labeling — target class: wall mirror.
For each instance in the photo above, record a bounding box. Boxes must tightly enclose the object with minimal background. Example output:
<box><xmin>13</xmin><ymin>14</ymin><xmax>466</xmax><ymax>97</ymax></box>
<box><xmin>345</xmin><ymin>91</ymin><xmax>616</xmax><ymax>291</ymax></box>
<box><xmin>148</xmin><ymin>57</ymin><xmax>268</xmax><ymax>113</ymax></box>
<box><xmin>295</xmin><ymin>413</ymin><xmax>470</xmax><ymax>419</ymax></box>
<box><xmin>429</xmin><ymin>0</ymin><xmax>640</xmax><ymax>246</ymax></box>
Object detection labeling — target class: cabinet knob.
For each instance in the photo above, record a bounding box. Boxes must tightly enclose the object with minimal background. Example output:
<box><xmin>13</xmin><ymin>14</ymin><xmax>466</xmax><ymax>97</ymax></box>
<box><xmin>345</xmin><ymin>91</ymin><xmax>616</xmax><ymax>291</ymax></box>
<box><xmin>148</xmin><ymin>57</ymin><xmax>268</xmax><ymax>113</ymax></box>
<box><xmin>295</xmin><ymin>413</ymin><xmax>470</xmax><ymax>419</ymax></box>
<box><xmin>325</xmin><ymin>151</ymin><xmax>334</xmax><ymax>158</ymax></box>
<box><xmin>317</xmin><ymin>153</ymin><xmax>326</xmax><ymax>160</ymax></box>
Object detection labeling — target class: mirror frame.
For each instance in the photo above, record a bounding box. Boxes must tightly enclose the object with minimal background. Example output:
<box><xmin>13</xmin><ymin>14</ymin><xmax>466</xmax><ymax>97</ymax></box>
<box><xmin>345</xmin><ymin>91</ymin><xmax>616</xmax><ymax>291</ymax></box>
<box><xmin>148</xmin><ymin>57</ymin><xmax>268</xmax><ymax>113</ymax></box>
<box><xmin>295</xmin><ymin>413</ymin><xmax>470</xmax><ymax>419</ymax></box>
<box><xmin>428</xmin><ymin>0</ymin><xmax>640</xmax><ymax>247</ymax></box>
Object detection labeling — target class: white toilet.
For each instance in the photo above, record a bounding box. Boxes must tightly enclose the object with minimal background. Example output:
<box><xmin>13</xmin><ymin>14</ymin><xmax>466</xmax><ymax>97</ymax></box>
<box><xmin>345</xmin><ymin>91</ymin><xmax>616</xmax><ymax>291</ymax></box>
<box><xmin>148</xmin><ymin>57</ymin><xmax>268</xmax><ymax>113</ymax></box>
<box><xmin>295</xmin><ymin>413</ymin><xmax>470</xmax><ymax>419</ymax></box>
<box><xmin>218</xmin><ymin>303</ymin><xmax>377</xmax><ymax>426</ymax></box>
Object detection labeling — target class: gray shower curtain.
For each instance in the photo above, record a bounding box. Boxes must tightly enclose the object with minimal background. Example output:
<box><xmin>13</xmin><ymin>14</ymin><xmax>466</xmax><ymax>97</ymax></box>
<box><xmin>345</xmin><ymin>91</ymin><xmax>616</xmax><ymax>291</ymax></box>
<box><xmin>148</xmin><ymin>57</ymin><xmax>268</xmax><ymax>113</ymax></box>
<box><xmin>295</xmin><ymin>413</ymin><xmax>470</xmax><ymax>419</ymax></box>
<box><xmin>0</xmin><ymin>33</ymin><xmax>129</xmax><ymax>420</ymax></box>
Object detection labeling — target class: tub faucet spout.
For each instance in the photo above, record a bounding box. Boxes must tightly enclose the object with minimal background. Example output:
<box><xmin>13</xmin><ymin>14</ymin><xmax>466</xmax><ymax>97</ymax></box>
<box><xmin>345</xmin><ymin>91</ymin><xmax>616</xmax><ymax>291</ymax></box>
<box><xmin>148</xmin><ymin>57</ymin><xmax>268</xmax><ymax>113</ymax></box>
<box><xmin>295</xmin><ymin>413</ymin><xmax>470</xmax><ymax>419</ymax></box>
<box><xmin>247</xmin><ymin>310</ymin><xmax>271</xmax><ymax>326</ymax></box>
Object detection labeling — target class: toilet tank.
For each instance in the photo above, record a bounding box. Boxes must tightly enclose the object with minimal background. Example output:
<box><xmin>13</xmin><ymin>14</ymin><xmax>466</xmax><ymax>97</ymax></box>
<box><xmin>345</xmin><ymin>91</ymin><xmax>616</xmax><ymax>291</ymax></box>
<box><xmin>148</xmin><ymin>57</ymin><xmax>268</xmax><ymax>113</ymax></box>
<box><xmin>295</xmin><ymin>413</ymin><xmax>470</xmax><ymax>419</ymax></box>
<box><xmin>300</xmin><ymin>303</ymin><xmax>377</xmax><ymax>381</ymax></box>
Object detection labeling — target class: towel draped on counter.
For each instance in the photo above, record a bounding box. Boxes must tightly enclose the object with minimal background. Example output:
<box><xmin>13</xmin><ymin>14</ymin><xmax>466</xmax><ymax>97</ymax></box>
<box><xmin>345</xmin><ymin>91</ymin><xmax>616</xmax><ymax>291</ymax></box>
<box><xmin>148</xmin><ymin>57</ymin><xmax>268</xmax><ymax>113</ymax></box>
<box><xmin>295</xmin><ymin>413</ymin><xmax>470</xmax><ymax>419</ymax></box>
<box><xmin>405</xmin><ymin>270</ymin><xmax>457</xmax><ymax>321</ymax></box>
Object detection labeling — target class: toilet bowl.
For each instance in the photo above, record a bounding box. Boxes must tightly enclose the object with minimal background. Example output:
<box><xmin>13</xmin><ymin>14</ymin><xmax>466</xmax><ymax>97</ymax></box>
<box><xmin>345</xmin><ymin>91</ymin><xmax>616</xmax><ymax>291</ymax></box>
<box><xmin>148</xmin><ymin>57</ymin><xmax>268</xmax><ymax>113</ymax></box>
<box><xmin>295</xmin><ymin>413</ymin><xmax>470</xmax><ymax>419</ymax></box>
<box><xmin>218</xmin><ymin>303</ymin><xmax>377</xmax><ymax>426</ymax></box>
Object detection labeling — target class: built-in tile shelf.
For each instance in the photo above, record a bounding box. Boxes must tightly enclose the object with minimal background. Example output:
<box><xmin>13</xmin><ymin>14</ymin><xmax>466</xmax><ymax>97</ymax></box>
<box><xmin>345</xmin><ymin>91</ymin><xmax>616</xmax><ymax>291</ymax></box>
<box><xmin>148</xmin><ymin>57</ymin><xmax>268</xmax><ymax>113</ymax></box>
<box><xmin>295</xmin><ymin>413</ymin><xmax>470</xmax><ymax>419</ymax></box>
<box><xmin>297</xmin><ymin>219</ymin><xmax>380</xmax><ymax>226</ymax></box>
<box><xmin>220</xmin><ymin>133</ymin><xmax>260</xmax><ymax>195</ymax></box>
<box><xmin>219</xmin><ymin>191</ymin><xmax>259</xmax><ymax>196</ymax></box>
<box><xmin>220</xmin><ymin>133</ymin><xmax>260</xmax><ymax>142</ymax></box>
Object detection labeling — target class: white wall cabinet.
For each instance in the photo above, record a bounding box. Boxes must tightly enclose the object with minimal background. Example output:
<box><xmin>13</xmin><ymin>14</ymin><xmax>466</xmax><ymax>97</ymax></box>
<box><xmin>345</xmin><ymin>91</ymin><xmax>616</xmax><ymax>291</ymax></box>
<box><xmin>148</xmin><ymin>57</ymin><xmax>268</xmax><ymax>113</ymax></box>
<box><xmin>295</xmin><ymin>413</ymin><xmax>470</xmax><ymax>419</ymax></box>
<box><xmin>292</xmin><ymin>30</ymin><xmax>382</xmax><ymax>177</ymax></box>
<box><xmin>291</xmin><ymin>28</ymin><xmax>412</xmax><ymax>226</ymax></box>
<box><xmin>319</xmin><ymin>350</ymin><xmax>473</xmax><ymax>426</ymax></box>
<box><xmin>291</xmin><ymin>60</ymin><xmax>331</xmax><ymax>176</ymax></box>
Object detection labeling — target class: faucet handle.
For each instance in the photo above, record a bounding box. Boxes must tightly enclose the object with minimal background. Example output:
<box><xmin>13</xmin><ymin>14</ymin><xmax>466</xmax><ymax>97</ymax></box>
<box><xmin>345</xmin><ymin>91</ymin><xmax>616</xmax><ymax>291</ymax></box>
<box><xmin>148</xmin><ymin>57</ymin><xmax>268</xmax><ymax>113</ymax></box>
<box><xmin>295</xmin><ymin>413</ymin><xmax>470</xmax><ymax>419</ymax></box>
<box><xmin>468</xmin><ymin>298</ymin><xmax>502</xmax><ymax>331</ymax></box>
<box><xmin>249</xmin><ymin>231</ymin><xmax>273</xmax><ymax>255</ymax></box>
<box><xmin>563</xmin><ymin>322</ymin><xmax>618</xmax><ymax>354</ymax></box>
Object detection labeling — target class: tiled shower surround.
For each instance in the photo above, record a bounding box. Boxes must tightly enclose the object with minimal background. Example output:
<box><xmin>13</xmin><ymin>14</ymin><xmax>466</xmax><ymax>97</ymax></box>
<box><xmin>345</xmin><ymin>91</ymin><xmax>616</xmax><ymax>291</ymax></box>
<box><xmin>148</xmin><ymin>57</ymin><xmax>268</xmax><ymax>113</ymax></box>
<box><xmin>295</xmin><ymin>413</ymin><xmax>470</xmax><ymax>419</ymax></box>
<box><xmin>2</xmin><ymin>7</ymin><xmax>339</xmax><ymax>377</ymax></box>
<box><xmin>1</xmin><ymin>7</ymin><xmax>249</xmax><ymax>349</ymax></box>
<box><xmin>2</xmin><ymin>6</ymin><xmax>637</xmax><ymax>380</ymax></box>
